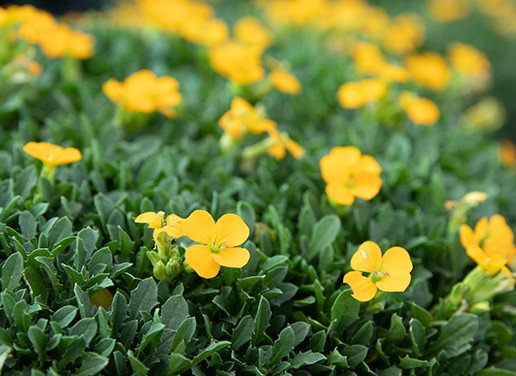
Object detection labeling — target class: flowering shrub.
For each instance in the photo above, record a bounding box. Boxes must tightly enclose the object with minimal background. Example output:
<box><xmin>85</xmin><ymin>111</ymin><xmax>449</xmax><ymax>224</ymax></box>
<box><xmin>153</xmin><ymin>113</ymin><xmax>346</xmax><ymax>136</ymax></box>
<box><xmin>0</xmin><ymin>1</ymin><xmax>515</xmax><ymax>375</ymax></box>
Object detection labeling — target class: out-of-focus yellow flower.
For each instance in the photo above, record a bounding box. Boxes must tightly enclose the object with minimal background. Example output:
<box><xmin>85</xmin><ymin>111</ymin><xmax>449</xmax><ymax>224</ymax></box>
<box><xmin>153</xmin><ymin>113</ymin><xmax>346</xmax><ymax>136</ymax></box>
<box><xmin>90</xmin><ymin>289</ymin><xmax>114</xmax><ymax>309</ymax></box>
<box><xmin>23</xmin><ymin>142</ymin><xmax>82</xmax><ymax>167</ymax></box>
<box><xmin>381</xmin><ymin>14</ymin><xmax>425</xmax><ymax>55</ymax></box>
<box><xmin>405</xmin><ymin>52</ymin><xmax>450</xmax><ymax>91</ymax></box>
<box><xmin>234</xmin><ymin>16</ymin><xmax>273</xmax><ymax>51</ymax></box>
<box><xmin>349</xmin><ymin>42</ymin><xmax>410</xmax><ymax>83</ymax></box>
<box><xmin>461</xmin><ymin>97</ymin><xmax>505</xmax><ymax>132</ymax></box>
<box><xmin>259</xmin><ymin>0</ymin><xmax>327</xmax><ymax>27</ymax></box>
<box><xmin>343</xmin><ymin>241</ymin><xmax>413</xmax><ymax>302</ymax></box>
<box><xmin>460</xmin><ymin>215</ymin><xmax>515</xmax><ymax>277</ymax></box>
<box><xmin>337</xmin><ymin>78</ymin><xmax>387</xmax><ymax>109</ymax></box>
<box><xmin>266</xmin><ymin>127</ymin><xmax>305</xmax><ymax>160</ymax></box>
<box><xmin>208</xmin><ymin>41</ymin><xmax>264</xmax><ymax>85</ymax></box>
<box><xmin>270</xmin><ymin>68</ymin><xmax>301</xmax><ymax>94</ymax></box>
<box><xmin>180</xmin><ymin>17</ymin><xmax>228</xmax><ymax>47</ymax></box>
<box><xmin>445</xmin><ymin>191</ymin><xmax>488</xmax><ymax>210</ymax></box>
<box><xmin>399</xmin><ymin>92</ymin><xmax>439</xmax><ymax>126</ymax></box>
<box><xmin>180</xmin><ymin>210</ymin><xmax>250</xmax><ymax>279</ymax></box>
<box><xmin>219</xmin><ymin>97</ymin><xmax>274</xmax><ymax>138</ymax></box>
<box><xmin>427</xmin><ymin>0</ymin><xmax>471</xmax><ymax>23</ymax></box>
<box><xmin>448</xmin><ymin>43</ymin><xmax>491</xmax><ymax>92</ymax></box>
<box><xmin>138</xmin><ymin>0</ymin><xmax>212</xmax><ymax>34</ymax></box>
<box><xmin>103</xmin><ymin>70</ymin><xmax>181</xmax><ymax>117</ymax></box>
<box><xmin>320</xmin><ymin>146</ymin><xmax>382</xmax><ymax>206</ymax></box>
<box><xmin>499</xmin><ymin>140</ymin><xmax>516</xmax><ymax>167</ymax></box>
<box><xmin>135</xmin><ymin>211</ymin><xmax>184</xmax><ymax>241</ymax></box>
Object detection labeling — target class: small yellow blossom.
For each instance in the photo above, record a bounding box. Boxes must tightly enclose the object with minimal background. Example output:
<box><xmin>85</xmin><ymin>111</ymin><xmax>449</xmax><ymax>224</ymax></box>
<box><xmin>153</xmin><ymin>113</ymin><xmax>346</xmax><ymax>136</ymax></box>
<box><xmin>461</xmin><ymin>97</ymin><xmax>505</xmax><ymax>132</ymax></box>
<box><xmin>343</xmin><ymin>241</ymin><xmax>413</xmax><ymax>301</ymax></box>
<box><xmin>234</xmin><ymin>16</ymin><xmax>273</xmax><ymax>51</ymax></box>
<box><xmin>266</xmin><ymin>127</ymin><xmax>305</xmax><ymax>160</ymax></box>
<box><xmin>337</xmin><ymin>78</ymin><xmax>387</xmax><ymax>109</ymax></box>
<box><xmin>90</xmin><ymin>289</ymin><xmax>114</xmax><ymax>309</ymax></box>
<box><xmin>381</xmin><ymin>14</ymin><xmax>425</xmax><ymax>55</ymax></box>
<box><xmin>499</xmin><ymin>140</ymin><xmax>516</xmax><ymax>167</ymax></box>
<box><xmin>180</xmin><ymin>210</ymin><xmax>250</xmax><ymax>279</ymax></box>
<box><xmin>405</xmin><ymin>52</ymin><xmax>450</xmax><ymax>91</ymax></box>
<box><xmin>399</xmin><ymin>92</ymin><xmax>439</xmax><ymax>126</ymax></box>
<box><xmin>427</xmin><ymin>0</ymin><xmax>471</xmax><ymax>23</ymax></box>
<box><xmin>320</xmin><ymin>146</ymin><xmax>382</xmax><ymax>206</ymax></box>
<box><xmin>180</xmin><ymin>17</ymin><xmax>228</xmax><ymax>47</ymax></box>
<box><xmin>460</xmin><ymin>215</ymin><xmax>515</xmax><ymax>276</ymax></box>
<box><xmin>219</xmin><ymin>97</ymin><xmax>274</xmax><ymax>138</ymax></box>
<box><xmin>135</xmin><ymin>211</ymin><xmax>183</xmax><ymax>241</ymax></box>
<box><xmin>23</xmin><ymin>142</ymin><xmax>82</xmax><ymax>167</ymax></box>
<box><xmin>448</xmin><ymin>43</ymin><xmax>491</xmax><ymax>91</ymax></box>
<box><xmin>103</xmin><ymin>70</ymin><xmax>181</xmax><ymax>116</ymax></box>
<box><xmin>270</xmin><ymin>68</ymin><xmax>301</xmax><ymax>94</ymax></box>
<box><xmin>208</xmin><ymin>41</ymin><xmax>264</xmax><ymax>85</ymax></box>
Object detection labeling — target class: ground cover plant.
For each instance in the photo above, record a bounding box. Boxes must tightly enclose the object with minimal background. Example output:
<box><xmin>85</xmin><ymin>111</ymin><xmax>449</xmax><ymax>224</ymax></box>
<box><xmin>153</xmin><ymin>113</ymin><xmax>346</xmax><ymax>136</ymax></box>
<box><xmin>0</xmin><ymin>0</ymin><xmax>515</xmax><ymax>375</ymax></box>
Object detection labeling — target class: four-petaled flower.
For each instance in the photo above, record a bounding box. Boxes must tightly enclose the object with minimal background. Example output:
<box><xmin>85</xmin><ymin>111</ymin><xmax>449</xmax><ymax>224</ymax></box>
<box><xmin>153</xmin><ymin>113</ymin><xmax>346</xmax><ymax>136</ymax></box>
<box><xmin>219</xmin><ymin>97</ymin><xmax>274</xmax><ymax>139</ymax></box>
<box><xmin>180</xmin><ymin>210</ymin><xmax>251</xmax><ymax>279</ymax></box>
<box><xmin>460</xmin><ymin>215</ymin><xmax>515</xmax><ymax>277</ymax></box>
<box><xmin>343</xmin><ymin>241</ymin><xmax>413</xmax><ymax>302</ymax></box>
<box><xmin>135</xmin><ymin>211</ymin><xmax>183</xmax><ymax>241</ymax></box>
<box><xmin>320</xmin><ymin>146</ymin><xmax>382</xmax><ymax>206</ymax></box>
<box><xmin>266</xmin><ymin>127</ymin><xmax>305</xmax><ymax>160</ymax></box>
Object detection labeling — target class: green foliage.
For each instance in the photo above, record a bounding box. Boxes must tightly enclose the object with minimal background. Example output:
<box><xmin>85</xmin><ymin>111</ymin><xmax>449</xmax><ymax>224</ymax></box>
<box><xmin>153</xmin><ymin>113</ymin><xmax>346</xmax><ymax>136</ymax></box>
<box><xmin>0</xmin><ymin>2</ymin><xmax>515</xmax><ymax>376</ymax></box>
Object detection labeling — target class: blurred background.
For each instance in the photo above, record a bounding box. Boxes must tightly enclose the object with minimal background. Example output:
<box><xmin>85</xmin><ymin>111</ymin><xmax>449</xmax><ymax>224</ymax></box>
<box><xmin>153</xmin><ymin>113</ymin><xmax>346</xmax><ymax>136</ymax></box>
<box><xmin>2</xmin><ymin>0</ymin><xmax>515</xmax><ymax>142</ymax></box>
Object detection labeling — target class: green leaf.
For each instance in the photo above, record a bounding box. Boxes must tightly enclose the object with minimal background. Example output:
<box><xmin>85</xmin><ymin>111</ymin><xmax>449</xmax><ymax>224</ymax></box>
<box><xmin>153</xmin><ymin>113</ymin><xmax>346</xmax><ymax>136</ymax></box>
<box><xmin>342</xmin><ymin>345</ymin><xmax>368</xmax><ymax>368</ymax></box>
<box><xmin>399</xmin><ymin>355</ymin><xmax>429</xmax><ymax>369</ymax></box>
<box><xmin>137</xmin><ymin>322</ymin><xmax>165</xmax><ymax>352</ymax></box>
<box><xmin>161</xmin><ymin>294</ymin><xmax>189</xmax><ymax>330</ymax></box>
<box><xmin>28</xmin><ymin>326</ymin><xmax>47</xmax><ymax>361</ymax></box>
<box><xmin>477</xmin><ymin>368</ymin><xmax>516</xmax><ymax>376</ymax></box>
<box><xmin>191</xmin><ymin>341</ymin><xmax>231</xmax><ymax>366</ymax></box>
<box><xmin>427</xmin><ymin>313</ymin><xmax>478</xmax><ymax>358</ymax></box>
<box><xmin>51</xmin><ymin>306</ymin><xmax>78</xmax><ymax>328</ymax></box>
<box><xmin>69</xmin><ymin>318</ymin><xmax>98</xmax><ymax>346</ymax></box>
<box><xmin>76</xmin><ymin>353</ymin><xmax>109</xmax><ymax>376</ymax></box>
<box><xmin>388</xmin><ymin>314</ymin><xmax>406</xmax><ymax>343</ymax></box>
<box><xmin>1</xmin><ymin>252</ymin><xmax>23</xmax><ymax>291</ymax></box>
<box><xmin>253</xmin><ymin>296</ymin><xmax>271</xmax><ymax>345</ymax></box>
<box><xmin>331</xmin><ymin>289</ymin><xmax>360</xmax><ymax>330</ymax></box>
<box><xmin>307</xmin><ymin>214</ymin><xmax>341</xmax><ymax>261</ymax></box>
<box><xmin>231</xmin><ymin>315</ymin><xmax>254</xmax><ymax>350</ymax></box>
<box><xmin>0</xmin><ymin>345</ymin><xmax>12</xmax><ymax>371</ymax></box>
<box><xmin>129</xmin><ymin>278</ymin><xmax>158</xmax><ymax>319</ymax></box>
<box><xmin>289</xmin><ymin>351</ymin><xmax>326</xmax><ymax>369</ymax></box>
<box><xmin>19</xmin><ymin>211</ymin><xmax>37</xmax><ymax>238</ymax></box>
<box><xmin>270</xmin><ymin>326</ymin><xmax>296</xmax><ymax>364</ymax></box>
<box><xmin>171</xmin><ymin>317</ymin><xmax>196</xmax><ymax>353</ymax></box>
<box><xmin>128</xmin><ymin>350</ymin><xmax>149</xmax><ymax>375</ymax></box>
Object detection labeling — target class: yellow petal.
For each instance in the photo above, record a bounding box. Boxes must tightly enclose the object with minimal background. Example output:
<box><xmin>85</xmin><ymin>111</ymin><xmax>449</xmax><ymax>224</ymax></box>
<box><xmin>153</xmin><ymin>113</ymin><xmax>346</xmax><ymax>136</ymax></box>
<box><xmin>381</xmin><ymin>246</ymin><xmax>413</xmax><ymax>275</ymax></box>
<box><xmin>350</xmin><ymin>241</ymin><xmax>383</xmax><ymax>273</ymax></box>
<box><xmin>212</xmin><ymin>247</ymin><xmax>250</xmax><ymax>268</ymax></box>
<box><xmin>185</xmin><ymin>244</ymin><xmax>220</xmax><ymax>279</ymax></box>
<box><xmin>90</xmin><ymin>289</ymin><xmax>113</xmax><ymax>309</ymax></box>
<box><xmin>135</xmin><ymin>212</ymin><xmax>162</xmax><ymax>228</ymax></box>
<box><xmin>376</xmin><ymin>271</ymin><xmax>411</xmax><ymax>292</ymax></box>
<box><xmin>102</xmin><ymin>79</ymin><xmax>122</xmax><ymax>103</ymax></box>
<box><xmin>285</xmin><ymin>139</ymin><xmax>305</xmax><ymax>159</ymax></box>
<box><xmin>325</xmin><ymin>182</ymin><xmax>355</xmax><ymax>206</ymax></box>
<box><xmin>459</xmin><ymin>224</ymin><xmax>476</xmax><ymax>250</ymax></box>
<box><xmin>320</xmin><ymin>146</ymin><xmax>361</xmax><ymax>183</ymax></box>
<box><xmin>465</xmin><ymin>245</ymin><xmax>490</xmax><ymax>267</ymax></box>
<box><xmin>351</xmin><ymin>172</ymin><xmax>382</xmax><ymax>200</ymax></box>
<box><xmin>180</xmin><ymin>210</ymin><xmax>216</xmax><ymax>244</ymax></box>
<box><xmin>473</xmin><ymin>217</ymin><xmax>489</xmax><ymax>243</ymax></box>
<box><xmin>343</xmin><ymin>271</ymin><xmax>378</xmax><ymax>302</ymax></box>
<box><xmin>215</xmin><ymin>213</ymin><xmax>250</xmax><ymax>247</ymax></box>
<box><xmin>355</xmin><ymin>155</ymin><xmax>382</xmax><ymax>174</ymax></box>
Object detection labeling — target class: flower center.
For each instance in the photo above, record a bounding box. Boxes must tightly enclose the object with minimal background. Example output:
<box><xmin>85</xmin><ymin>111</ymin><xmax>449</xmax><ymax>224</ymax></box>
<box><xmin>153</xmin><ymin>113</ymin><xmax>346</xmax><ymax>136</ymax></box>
<box><xmin>370</xmin><ymin>269</ymin><xmax>388</xmax><ymax>283</ymax></box>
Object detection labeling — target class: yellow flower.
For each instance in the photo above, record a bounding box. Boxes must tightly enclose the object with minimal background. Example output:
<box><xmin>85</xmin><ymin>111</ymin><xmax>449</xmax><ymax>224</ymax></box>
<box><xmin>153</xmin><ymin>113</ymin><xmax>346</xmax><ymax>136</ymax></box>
<box><xmin>343</xmin><ymin>241</ymin><xmax>413</xmax><ymax>302</ymax></box>
<box><xmin>266</xmin><ymin>127</ymin><xmax>305</xmax><ymax>160</ymax></box>
<box><xmin>399</xmin><ymin>92</ymin><xmax>439</xmax><ymax>126</ymax></box>
<box><xmin>260</xmin><ymin>0</ymin><xmax>327</xmax><ymax>27</ymax></box>
<box><xmin>427</xmin><ymin>0</ymin><xmax>471</xmax><ymax>23</ymax></box>
<box><xmin>102</xmin><ymin>70</ymin><xmax>181</xmax><ymax>116</ymax></box>
<box><xmin>381</xmin><ymin>14</ymin><xmax>425</xmax><ymax>55</ymax></box>
<box><xmin>234</xmin><ymin>16</ymin><xmax>273</xmax><ymax>51</ymax></box>
<box><xmin>138</xmin><ymin>0</ymin><xmax>212</xmax><ymax>34</ymax></box>
<box><xmin>460</xmin><ymin>215</ymin><xmax>516</xmax><ymax>276</ymax></box>
<box><xmin>448</xmin><ymin>43</ymin><xmax>491</xmax><ymax>90</ymax></box>
<box><xmin>135</xmin><ymin>211</ymin><xmax>183</xmax><ymax>241</ymax></box>
<box><xmin>320</xmin><ymin>146</ymin><xmax>382</xmax><ymax>206</ymax></box>
<box><xmin>337</xmin><ymin>78</ymin><xmax>387</xmax><ymax>109</ymax></box>
<box><xmin>405</xmin><ymin>52</ymin><xmax>450</xmax><ymax>91</ymax></box>
<box><xmin>270</xmin><ymin>68</ymin><xmax>301</xmax><ymax>94</ymax></box>
<box><xmin>23</xmin><ymin>142</ymin><xmax>82</xmax><ymax>167</ymax></box>
<box><xmin>180</xmin><ymin>210</ymin><xmax>250</xmax><ymax>279</ymax></box>
<box><xmin>208</xmin><ymin>41</ymin><xmax>264</xmax><ymax>85</ymax></box>
<box><xmin>219</xmin><ymin>97</ymin><xmax>274</xmax><ymax>138</ymax></box>
<box><xmin>499</xmin><ymin>140</ymin><xmax>516</xmax><ymax>167</ymax></box>
<box><xmin>461</xmin><ymin>97</ymin><xmax>505</xmax><ymax>132</ymax></box>
<box><xmin>180</xmin><ymin>17</ymin><xmax>228</xmax><ymax>47</ymax></box>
